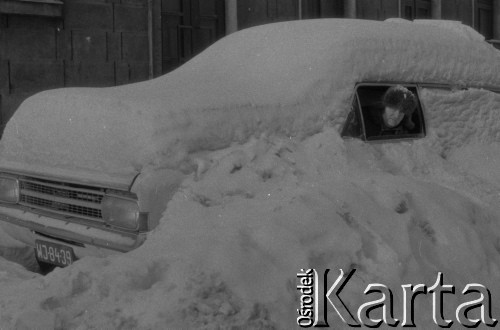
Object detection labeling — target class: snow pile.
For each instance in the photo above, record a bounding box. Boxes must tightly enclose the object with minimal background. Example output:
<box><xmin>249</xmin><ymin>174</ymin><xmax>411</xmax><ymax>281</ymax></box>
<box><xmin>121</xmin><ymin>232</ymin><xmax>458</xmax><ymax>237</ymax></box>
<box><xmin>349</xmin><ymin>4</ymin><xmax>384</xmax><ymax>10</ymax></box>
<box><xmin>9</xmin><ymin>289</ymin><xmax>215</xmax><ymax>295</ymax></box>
<box><xmin>1</xmin><ymin>122</ymin><xmax>500</xmax><ymax>328</ymax></box>
<box><xmin>0</xmin><ymin>19</ymin><xmax>499</xmax><ymax>328</ymax></box>
<box><xmin>387</xmin><ymin>18</ymin><xmax>487</xmax><ymax>42</ymax></box>
<box><xmin>422</xmin><ymin>88</ymin><xmax>500</xmax><ymax>155</ymax></box>
<box><xmin>1</xmin><ymin>19</ymin><xmax>500</xmax><ymax>183</ymax></box>
<box><xmin>414</xmin><ymin>19</ymin><xmax>486</xmax><ymax>42</ymax></box>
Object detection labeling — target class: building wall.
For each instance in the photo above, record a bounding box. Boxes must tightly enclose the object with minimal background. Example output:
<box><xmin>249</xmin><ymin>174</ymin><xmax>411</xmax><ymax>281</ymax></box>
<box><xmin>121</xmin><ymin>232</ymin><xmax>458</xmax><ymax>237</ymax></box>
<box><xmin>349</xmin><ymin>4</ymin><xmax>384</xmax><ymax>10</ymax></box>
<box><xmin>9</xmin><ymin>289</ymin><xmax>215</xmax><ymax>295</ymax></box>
<box><xmin>0</xmin><ymin>0</ymin><xmax>151</xmax><ymax>131</ymax></box>
<box><xmin>476</xmin><ymin>0</ymin><xmax>493</xmax><ymax>39</ymax></box>
<box><xmin>160</xmin><ymin>0</ymin><xmax>226</xmax><ymax>73</ymax></box>
<box><xmin>356</xmin><ymin>0</ymin><xmax>401</xmax><ymax>20</ymax></box>
<box><xmin>237</xmin><ymin>0</ymin><xmax>344</xmax><ymax>29</ymax></box>
<box><xmin>235</xmin><ymin>0</ymin><xmax>493</xmax><ymax>38</ymax></box>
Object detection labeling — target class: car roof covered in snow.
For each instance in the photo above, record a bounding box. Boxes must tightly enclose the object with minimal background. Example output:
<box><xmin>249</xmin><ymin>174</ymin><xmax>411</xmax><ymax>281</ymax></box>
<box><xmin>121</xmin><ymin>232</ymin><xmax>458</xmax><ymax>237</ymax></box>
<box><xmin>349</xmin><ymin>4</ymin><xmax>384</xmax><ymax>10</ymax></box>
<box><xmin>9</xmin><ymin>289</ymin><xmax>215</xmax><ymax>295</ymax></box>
<box><xmin>1</xmin><ymin>19</ymin><xmax>499</xmax><ymax>187</ymax></box>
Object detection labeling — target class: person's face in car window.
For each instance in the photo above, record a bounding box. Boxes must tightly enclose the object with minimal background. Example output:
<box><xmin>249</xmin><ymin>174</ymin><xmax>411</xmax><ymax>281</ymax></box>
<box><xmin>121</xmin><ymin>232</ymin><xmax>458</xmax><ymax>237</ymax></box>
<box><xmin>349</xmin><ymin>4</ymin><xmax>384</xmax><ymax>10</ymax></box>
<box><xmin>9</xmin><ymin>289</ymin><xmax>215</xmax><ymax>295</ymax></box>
<box><xmin>382</xmin><ymin>106</ymin><xmax>405</xmax><ymax>128</ymax></box>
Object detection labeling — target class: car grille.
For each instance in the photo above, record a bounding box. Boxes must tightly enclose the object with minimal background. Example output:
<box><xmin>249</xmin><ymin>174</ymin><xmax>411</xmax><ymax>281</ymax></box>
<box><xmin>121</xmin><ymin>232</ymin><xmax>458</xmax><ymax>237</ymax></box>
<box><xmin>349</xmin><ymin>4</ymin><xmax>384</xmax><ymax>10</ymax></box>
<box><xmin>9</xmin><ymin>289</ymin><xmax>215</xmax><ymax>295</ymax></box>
<box><xmin>18</xmin><ymin>178</ymin><xmax>105</xmax><ymax>222</ymax></box>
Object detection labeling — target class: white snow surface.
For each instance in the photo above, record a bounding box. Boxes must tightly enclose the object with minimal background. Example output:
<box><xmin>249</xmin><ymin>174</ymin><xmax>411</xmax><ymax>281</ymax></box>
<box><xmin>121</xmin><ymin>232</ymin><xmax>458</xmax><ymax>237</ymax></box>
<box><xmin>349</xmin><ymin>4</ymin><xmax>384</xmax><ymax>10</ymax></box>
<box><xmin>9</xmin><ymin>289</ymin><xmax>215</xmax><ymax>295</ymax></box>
<box><xmin>0</xmin><ymin>19</ymin><xmax>500</xmax><ymax>328</ymax></box>
<box><xmin>1</xmin><ymin>19</ymin><xmax>499</xmax><ymax>183</ymax></box>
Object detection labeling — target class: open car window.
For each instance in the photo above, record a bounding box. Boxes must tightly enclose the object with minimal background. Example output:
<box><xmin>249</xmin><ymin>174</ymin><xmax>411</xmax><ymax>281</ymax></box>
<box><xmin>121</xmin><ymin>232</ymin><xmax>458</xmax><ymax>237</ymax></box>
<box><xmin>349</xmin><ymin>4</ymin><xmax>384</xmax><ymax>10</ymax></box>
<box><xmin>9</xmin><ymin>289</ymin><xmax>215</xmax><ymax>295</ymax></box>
<box><xmin>340</xmin><ymin>94</ymin><xmax>363</xmax><ymax>139</ymax></box>
<box><xmin>341</xmin><ymin>84</ymin><xmax>426</xmax><ymax>142</ymax></box>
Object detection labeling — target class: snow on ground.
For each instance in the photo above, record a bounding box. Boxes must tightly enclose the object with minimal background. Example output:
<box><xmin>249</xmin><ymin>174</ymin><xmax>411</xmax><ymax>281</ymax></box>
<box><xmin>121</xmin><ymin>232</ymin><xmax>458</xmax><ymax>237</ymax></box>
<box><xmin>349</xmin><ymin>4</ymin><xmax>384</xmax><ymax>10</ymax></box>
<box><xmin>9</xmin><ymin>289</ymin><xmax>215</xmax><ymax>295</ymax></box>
<box><xmin>0</xmin><ymin>19</ymin><xmax>499</xmax><ymax>329</ymax></box>
<box><xmin>2</xmin><ymin>124</ymin><xmax>500</xmax><ymax>328</ymax></box>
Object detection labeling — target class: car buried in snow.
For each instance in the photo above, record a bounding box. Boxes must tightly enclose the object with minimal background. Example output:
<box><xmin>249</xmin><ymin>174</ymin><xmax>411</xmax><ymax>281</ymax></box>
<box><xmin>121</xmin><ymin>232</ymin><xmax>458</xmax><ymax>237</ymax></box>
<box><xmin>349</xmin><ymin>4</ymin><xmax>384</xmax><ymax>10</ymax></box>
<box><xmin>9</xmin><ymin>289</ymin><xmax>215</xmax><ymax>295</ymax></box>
<box><xmin>0</xmin><ymin>18</ymin><xmax>498</xmax><ymax>269</ymax></box>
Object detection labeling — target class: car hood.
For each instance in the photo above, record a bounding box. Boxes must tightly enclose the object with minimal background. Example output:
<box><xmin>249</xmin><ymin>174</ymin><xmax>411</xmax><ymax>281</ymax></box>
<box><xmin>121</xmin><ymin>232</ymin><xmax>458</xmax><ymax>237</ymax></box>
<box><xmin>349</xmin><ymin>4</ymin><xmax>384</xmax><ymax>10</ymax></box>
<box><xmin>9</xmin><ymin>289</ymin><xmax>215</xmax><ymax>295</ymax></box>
<box><xmin>0</xmin><ymin>88</ymin><xmax>154</xmax><ymax>189</ymax></box>
<box><xmin>1</xmin><ymin>19</ymin><xmax>499</xmax><ymax>189</ymax></box>
<box><xmin>0</xmin><ymin>161</ymin><xmax>137</xmax><ymax>191</ymax></box>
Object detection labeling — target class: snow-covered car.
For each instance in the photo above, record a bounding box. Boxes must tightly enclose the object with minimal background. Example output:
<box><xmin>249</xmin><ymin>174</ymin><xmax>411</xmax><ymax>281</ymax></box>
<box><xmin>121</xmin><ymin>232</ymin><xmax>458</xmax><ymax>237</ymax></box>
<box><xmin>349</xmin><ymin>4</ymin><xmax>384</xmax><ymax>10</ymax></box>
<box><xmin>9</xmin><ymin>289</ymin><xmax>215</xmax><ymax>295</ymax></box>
<box><xmin>0</xmin><ymin>18</ymin><xmax>498</xmax><ymax>269</ymax></box>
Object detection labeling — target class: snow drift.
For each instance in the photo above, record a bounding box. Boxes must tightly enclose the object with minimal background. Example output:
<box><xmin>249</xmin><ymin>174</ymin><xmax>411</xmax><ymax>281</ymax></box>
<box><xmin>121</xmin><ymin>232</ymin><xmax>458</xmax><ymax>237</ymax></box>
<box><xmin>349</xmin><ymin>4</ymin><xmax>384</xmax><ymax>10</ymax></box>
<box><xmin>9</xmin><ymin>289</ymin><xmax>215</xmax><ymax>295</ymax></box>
<box><xmin>0</xmin><ymin>19</ymin><xmax>499</xmax><ymax>329</ymax></box>
<box><xmin>0</xmin><ymin>19</ymin><xmax>499</xmax><ymax>185</ymax></box>
<box><xmin>3</xmin><ymin>127</ymin><xmax>500</xmax><ymax>328</ymax></box>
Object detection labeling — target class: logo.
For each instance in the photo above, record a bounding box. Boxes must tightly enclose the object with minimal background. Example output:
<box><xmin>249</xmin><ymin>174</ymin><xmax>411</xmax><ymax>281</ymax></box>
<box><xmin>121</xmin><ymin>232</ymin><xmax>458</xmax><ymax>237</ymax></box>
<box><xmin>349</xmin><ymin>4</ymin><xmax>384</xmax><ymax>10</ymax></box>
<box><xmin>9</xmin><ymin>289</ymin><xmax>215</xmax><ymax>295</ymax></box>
<box><xmin>296</xmin><ymin>269</ymin><xmax>497</xmax><ymax>328</ymax></box>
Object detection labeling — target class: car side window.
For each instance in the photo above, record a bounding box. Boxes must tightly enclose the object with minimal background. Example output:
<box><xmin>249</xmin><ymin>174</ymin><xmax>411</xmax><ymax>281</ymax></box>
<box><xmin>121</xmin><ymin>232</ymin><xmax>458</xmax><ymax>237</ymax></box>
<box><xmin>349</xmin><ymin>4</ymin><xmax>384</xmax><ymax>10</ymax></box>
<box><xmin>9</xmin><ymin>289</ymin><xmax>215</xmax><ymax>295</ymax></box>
<box><xmin>341</xmin><ymin>84</ymin><xmax>426</xmax><ymax>141</ymax></box>
<box><xmin>341</xmin><ymin>94</ymin><xmax>363</xmax><ymax>139</ymax></box>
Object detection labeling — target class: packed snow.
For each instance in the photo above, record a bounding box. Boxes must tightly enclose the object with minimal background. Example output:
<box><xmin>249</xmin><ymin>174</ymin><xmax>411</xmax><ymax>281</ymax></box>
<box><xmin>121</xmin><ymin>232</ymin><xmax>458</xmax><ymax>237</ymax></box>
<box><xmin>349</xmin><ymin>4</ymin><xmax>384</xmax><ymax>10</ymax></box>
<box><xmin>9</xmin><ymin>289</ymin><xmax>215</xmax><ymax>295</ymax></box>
<box><xmin>0</xmin><ymin>18</ymin><xmax>499</xmax><ymax>328</ymax></box>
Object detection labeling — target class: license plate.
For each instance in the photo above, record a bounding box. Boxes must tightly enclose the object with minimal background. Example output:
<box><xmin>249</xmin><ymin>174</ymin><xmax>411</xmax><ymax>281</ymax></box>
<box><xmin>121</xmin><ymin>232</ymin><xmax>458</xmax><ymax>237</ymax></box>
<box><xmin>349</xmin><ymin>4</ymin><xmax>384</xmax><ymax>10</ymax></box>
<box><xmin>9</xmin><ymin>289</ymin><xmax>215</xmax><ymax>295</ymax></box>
<box><xmin>35</xmin><ymin>240</ymin><xmax>75</xmax><ymax>267</ymax></box>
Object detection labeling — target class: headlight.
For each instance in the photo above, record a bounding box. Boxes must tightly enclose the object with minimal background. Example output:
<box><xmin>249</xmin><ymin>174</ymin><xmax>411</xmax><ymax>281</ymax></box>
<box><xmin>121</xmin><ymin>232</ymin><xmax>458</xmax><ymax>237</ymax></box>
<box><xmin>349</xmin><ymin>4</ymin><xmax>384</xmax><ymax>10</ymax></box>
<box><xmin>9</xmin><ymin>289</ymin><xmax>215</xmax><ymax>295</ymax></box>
<box><xmin>101</xmin><ymin>195</ymin><xmax>141</xmax><ymax>230</ymax></box>
<box><xmin>0</xmin><ymin>175</ymin><xmax>19</xmax><ymax>203</ymax></box>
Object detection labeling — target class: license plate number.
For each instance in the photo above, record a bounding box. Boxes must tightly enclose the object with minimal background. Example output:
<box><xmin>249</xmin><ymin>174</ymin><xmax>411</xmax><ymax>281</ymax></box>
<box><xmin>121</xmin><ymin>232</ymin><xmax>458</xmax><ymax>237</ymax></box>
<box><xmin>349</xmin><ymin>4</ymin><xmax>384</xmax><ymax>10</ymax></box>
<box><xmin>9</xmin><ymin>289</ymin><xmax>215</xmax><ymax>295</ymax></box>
<box><xmin>35</xmin><ymin>240</ymin><xmax>75</xmax><ymax>267</ymax></box>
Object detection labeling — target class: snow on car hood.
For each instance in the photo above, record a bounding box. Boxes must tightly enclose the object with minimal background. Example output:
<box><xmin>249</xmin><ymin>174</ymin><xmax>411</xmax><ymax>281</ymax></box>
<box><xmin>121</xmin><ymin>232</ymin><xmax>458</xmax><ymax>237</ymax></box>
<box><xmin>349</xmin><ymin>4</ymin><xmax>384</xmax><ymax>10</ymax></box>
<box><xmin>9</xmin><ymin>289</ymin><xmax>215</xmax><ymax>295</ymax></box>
<box><xmin>0</xmin><ymin>19</ymin><xmax>499</xmax><ymax>187</ymax></box>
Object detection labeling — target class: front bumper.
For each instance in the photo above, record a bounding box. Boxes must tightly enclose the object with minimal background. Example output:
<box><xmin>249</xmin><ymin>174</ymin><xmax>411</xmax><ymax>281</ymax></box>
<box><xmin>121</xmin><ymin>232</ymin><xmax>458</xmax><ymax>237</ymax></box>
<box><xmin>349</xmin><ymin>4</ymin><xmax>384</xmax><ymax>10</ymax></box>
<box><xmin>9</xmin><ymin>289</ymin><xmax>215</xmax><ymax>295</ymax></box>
<box><xmin>0</xmin><ymin>205</ymin><xmax>146</xmax><ymax>255</ymax></box>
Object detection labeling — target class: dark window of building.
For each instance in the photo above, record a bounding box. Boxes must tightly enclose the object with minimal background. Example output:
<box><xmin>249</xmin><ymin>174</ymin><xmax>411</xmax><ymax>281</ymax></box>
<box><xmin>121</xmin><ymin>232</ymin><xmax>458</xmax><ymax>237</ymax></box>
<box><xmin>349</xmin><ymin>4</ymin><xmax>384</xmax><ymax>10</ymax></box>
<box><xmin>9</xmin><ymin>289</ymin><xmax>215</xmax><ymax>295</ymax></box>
<box><xmin>477</xmin><ymin>0</ymin><xmax>493</xmax><ymax>40</ymax></box>
<box><xmin>404</xmin><ymin>5</ymin><xmax>413</xmax><ymax>19</ymax></box>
